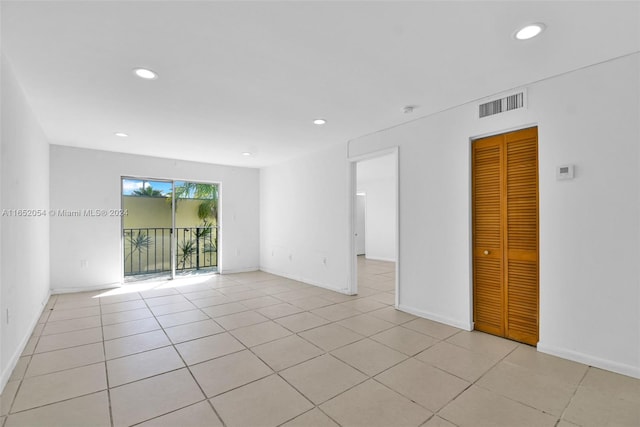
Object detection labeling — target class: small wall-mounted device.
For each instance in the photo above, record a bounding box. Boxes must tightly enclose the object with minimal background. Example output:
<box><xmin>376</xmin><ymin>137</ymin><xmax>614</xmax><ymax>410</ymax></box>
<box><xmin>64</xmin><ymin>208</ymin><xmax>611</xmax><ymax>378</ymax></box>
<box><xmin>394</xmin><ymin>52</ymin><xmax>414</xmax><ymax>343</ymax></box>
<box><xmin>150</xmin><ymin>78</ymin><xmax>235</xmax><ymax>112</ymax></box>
<box><xmin>556</xmin><ymin>164</ymin><xmax>575</xmax><ymax>180</ymax></box>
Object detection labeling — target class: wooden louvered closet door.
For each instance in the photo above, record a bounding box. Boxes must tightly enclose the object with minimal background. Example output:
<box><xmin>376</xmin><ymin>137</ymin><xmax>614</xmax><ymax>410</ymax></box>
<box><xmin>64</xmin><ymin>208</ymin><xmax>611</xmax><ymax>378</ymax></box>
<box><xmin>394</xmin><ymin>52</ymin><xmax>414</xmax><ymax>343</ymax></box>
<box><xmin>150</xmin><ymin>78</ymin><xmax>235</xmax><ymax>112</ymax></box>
<box><xmin>472</xmin><ymin>127</ymin><xmax>538</xmax><ymax>346</ymax></box>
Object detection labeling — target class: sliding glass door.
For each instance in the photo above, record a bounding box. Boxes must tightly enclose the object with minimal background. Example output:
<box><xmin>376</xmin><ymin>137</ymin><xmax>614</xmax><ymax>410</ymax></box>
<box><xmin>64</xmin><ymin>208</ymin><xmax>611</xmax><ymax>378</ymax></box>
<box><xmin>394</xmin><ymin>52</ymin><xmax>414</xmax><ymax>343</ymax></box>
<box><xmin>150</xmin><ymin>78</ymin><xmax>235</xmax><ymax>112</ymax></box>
<box><xmin>121</xmin><ymin>177</ymin><xmax>219</xmax><ymax>281</ymax></box>
<box><xmin>174</xmin><ymin>181</ymin><xmax>219</xmax><ymax>276</ymax></box>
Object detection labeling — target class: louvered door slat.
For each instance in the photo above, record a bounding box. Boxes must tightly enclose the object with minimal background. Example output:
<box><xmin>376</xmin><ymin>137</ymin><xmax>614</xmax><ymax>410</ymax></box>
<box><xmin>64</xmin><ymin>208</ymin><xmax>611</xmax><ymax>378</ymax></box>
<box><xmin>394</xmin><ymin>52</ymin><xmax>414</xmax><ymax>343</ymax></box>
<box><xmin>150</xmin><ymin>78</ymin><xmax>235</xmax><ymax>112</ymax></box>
<box><xmin>472</xmin><ymin>136</ymin><xmax>504</xmax><ymax>336</ymax></box>
<box><xmin>505</xmin><ymin>132</ymin><xmax>538</xmax><ymax>345</ymax></box>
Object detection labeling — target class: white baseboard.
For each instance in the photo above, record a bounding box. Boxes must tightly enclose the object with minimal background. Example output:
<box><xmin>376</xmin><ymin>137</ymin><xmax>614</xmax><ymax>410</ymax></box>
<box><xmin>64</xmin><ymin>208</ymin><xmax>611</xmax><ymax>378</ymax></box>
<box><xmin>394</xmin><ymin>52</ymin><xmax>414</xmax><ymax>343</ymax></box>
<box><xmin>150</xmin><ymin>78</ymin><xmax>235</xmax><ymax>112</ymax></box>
<box><xmin>537</xmin><ymin>342</ymin><xmax>640</xmax><ymax>379</ymax></box>
<box><xmin>219</xmin><ymin>267</ymin><xmax>260</xmax><ymax>274</ymax></box>
<box><xmin>364</xmin><ymin>255</ymin><xmax>396</xmax><ymax>262</ymax></box>
<box><xmin>259</xmin><ymin>267</ymin><xmax>351</xmax><ymax>295</ymax></box>
<box><xmin>398</xmin><ymin>304</ymin><xmax>473</xmax><ymax>331</ymax></box>
<box><xmin>51</xmin><ymin>282</ymin><xmax>121</xmax><ymax>294</ymax></box>
<box><xmin>1</xmin><ymin>289</ymin><xmax>51</xmax><ymax>393</ymax></box>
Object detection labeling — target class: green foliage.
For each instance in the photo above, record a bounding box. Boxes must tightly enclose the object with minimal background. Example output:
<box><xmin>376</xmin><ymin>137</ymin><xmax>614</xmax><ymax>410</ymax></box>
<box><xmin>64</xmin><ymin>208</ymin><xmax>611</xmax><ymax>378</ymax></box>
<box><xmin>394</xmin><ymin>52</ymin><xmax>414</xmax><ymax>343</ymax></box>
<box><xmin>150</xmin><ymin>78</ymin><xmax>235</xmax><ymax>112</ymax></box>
<box><xmin>131</xmin><ymin>186</ymin><xmax>164</xmax><ymax>197</ymax></box>
<box><xmin>125</xmin><ymin>231</ymin><xmax>152</xmax><ymax>260</ymax></box>
<box><xmin>177</xmin><ymin>240</ymin><xmax>196</xmax><ymax>270</ymax></box>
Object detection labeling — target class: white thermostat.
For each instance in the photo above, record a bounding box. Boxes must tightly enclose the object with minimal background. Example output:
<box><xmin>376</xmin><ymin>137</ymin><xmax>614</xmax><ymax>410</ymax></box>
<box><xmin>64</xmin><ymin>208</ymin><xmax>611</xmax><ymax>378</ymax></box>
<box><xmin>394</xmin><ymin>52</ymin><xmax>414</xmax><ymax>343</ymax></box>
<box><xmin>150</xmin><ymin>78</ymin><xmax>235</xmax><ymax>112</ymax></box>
<box><xmin>556</xmin><ymin>164</ymin><xmax>574</xmax><ymax>180</ymax></box>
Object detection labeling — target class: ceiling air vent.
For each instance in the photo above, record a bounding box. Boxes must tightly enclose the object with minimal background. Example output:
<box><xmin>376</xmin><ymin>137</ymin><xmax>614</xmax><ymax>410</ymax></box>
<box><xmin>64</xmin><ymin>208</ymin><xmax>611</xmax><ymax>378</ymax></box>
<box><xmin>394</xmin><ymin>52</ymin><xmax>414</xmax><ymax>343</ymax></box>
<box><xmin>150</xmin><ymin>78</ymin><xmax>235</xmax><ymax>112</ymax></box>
<box><xmin>479</xmin><ymin>90</ymin><xmax>526</xmax><ymax>118</ymax></box>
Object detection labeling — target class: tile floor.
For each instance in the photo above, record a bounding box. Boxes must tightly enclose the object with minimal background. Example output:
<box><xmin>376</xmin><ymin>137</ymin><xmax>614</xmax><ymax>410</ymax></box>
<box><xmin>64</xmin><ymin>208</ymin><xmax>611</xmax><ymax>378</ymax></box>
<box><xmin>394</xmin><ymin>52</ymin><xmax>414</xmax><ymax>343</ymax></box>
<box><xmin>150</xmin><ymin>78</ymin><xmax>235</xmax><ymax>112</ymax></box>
<box><xmin>1</xmin><ymin>258</ymin><xmax>639</xmax><ymax>426</ymax></box>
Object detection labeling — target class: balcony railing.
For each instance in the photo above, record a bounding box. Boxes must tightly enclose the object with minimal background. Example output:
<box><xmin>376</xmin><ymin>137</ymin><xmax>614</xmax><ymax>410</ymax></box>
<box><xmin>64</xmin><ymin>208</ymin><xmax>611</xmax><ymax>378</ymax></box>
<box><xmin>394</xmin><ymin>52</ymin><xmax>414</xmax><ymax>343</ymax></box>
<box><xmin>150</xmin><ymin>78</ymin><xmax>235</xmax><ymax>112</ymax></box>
<box><xmin>123</xmin><ymin>226</ymin><xmax>218</xmax><ymax>276</ymax></box>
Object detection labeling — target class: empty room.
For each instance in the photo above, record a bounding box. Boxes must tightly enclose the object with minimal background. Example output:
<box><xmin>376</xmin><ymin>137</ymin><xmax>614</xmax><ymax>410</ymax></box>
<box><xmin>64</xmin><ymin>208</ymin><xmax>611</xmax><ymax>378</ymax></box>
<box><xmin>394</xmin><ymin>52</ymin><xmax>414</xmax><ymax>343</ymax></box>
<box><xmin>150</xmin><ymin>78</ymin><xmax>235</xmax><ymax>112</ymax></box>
<box><xmin>1</xmin><ymin>1</ymin><xmax>639</xmax><ymax>426</ymax></box>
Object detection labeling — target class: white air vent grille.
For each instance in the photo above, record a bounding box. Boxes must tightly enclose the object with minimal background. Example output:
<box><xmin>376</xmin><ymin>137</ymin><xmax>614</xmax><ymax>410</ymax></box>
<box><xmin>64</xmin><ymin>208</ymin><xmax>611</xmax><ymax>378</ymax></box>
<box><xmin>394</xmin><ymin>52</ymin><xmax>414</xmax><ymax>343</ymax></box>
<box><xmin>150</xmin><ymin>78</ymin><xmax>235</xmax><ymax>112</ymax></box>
<box><xmin>479</xmin><ymin>92</ymin><xmax>525</xmax><ymax>118</ymax></box>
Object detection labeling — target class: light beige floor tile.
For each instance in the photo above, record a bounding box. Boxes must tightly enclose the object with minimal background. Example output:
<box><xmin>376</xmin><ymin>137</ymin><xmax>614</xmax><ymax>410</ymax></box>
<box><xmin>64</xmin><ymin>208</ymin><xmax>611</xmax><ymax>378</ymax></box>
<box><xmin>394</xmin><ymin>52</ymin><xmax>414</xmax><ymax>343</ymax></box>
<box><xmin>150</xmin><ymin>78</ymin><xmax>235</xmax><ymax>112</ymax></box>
<box><xmin>239</xmin><ymin>295</ymin><xmax>282</xmax><ymax>309</ymax></box>
<box><xmin>21</xmin><ymin>336</ymin><xmax>38</xmax><ymax>356</ymax></box>
<box><xmin>423</xmin><ymin>416</ymin><xmax>458</xmax><ymax>427</ymax></box>
<box><xmin>370</xmin><ymin>326</ymin><xmax>438</xmax><ymax>356</ymax></box>
<box><xmin>281</xmin><ymin>408</ymin><xmax>339</xmax><ymax>427</ymax></box>
<box><xmin>274</xmin><ymin>289</ymin><xmax>325</xmax><ymax>302</ymax></box>
<box><xmin>230</xmin><ymin>320</ymin><xmax>292</xmax><ymax>347</ymax></box>
<box><xmin>5</xmin><ymin>391</ymin><xmax>110</xmax><ymax>427</ymax></box>
<box><xmin>211</xmin><ymin>374</ymin><xmax>313</xmax><ymax>427</ymax></box>
<box><xmin>320</xmin><ymin>379</ymin><xmax>431</xmax><ymax>427</ymax></box>
<box><xmin>8</xmin><ymin>357</ymin><xmax>30</xmax><ymax>382</ymax></box>
<box><xmin>504</xmin><ymin>345</ymin><xmax>588</xmax><ymax>385</ymax></box>
<box><xmin>257</xmin><ymin>303</ymin><xmax>304</xmax><ymax>319</ymax></box>
<box><xmin>100</xmin><ymin>299</ymin><xmax>147</xmax><ymax>314</ymax></box>
<box><xmin>181</xmin><ymin>289</ymin><xmax>222</xmax><ymax>300</ymax></box>
<box><xmin>403</xmin><ymin>318</ymin><xmax>461</xmax><ymax>339</ymax></box>
<box><xmin>30</xmin><ymin>323</ymin><xmax>44</xmax><ymax>338</ymax></box>
<box><xmin>42</xmin><ymin>316</ymin><xmax>101</xmax><ymax>336</ymax></box>
<box><xmin>175</xmin><ymin>332</ymin><xmax>245</xmax><ymax>365</ymax></box>
<box><xmin>53</xmin><ymin>297</ymin><xmax>100</xmax><ymax>310</ymax></box>
<box><xmin>280</xmin><ymin>354</ymin><xmax>367</xmax><ymax>404</ymax></box>
<box><xmin>226</xmin><ymin>289</ymin><xmax>269</xmax><ymax>302</ymax></box>
<box><xmin>102</xmin><ymin>317</ymin><xmax>161</xmax><ymax>340</ymax></box>
<box><xmin>12</xmin><ymin>363</ymin><xmax>107</xmax><ymax>412</ymax></box>
<box><xmin>477</xmin><ymin>361</ymin><xmax>577</xmax><ymax>416</ymax></box>
<box><xmin>26</xmin><ymin>342</ymin><xmax>104</xmax><ymax>377</ymax></box>
<box><xmin>1</xmin><ymin>381</ymin><xmax>19</xmax><ymax>416</ymax></box>
<box><xmin>201</xmin><ymin>302</ymin><xmax>249</xmax><ymax>318</ymax></box>
<box><xmin>191</xmin><ymin>295</ymin><xmax>233</xmax><ymax>308</ymax></box>
<box><xmin>562</xmin><ymin>368</ymin><xmax>640</xmax><ymax>427</ymax></box>
<box><xmin>375</xmin><ymin>358</ymin><xmax>470</xmax><ymax>411</ymax></box>
<box><xmin>289</xmin><ymin>296</ymin><xmax>334</xmax><ymax>311</ymax></box>
<box><xmin>137</xmin><ymin>401</ymin><xmax>222</xmax><ymax>427</ymax></box>
<box><xmin>149</xmin><ymin>301</ymin><xmax>196</xmax><ymax>316</ymax></box>
<box><xmin>299</xmin><ymin>324</ymin><xmax>364</xmax><ymax>351</ymax></box>
<box><xmin>311</xmin><ymin>304</ymin><xmax>360</xmax><ymax>321</ymax></box>
<box><xmin>367</xmin><ymin>292</ymin><xmax>396</xmax><ymax>305</ymax></box>
<box><xmin>144</xmin><ymin>294</ymin><xmax>188</xmax><ymax>307</ymax></box>
<box><xmin>331</xmin><ymin>338</ymin><xmax>407</xmax><ymax>376</ymax></box>
<box><xmin>34</xmin><ymin>327</ymin><xmax>103</xmax><ymax>354</ymax></box>
<box><xmin>139</xmin><ymin>288</ymin><xmax>179</xmax><ymax>299</ymax></box>
<box><xmin>338</xmin><ymin>298</ymin><xmax>387</xmax><ymax>313</ymax></box>
<box><xmin>101</xmin><ymin>307</ymin><xmax>153</xmax><ymax>325</ymax></box>
<box><xmin>439</xmin><ymin>385</ymin><xmax>556</xmax><ymax>427</ymax></box>
<box><xmin>217</xmin><ymin>284</ymin><xmax>255</xmax><ymax>295</ymax></box>
<box><xmin>47</xmin><ymin>306</ymin><xmax>101</xmax><ymax>322</ymax></box>
<box><xmin>110</xmin><ymin>368</ymin><xmax>204</xmax><ymax>427</ymax></box>
<box><xmin>337</xmin><ymin>313</ymin><xmax>395</xmax><ymax>336</ymax></box>
<box><xmin>556</xmin><ymin>420</ymin><xmax>580</xmax><ymax>427</ymax></box>
<box><xmin>155</xmin><ymin>309</ymin><xmax>209</xmax><ymax>328</ymax></box>
<box><xmin>446</xmin><ymin>330</ymin><xmax>519</xmax><ymax>358</ymax></box>
<box><xmin>190</xmin><ymin>350</ymin><xmax>272</xmax><ymax>397</ymax></box>
<box><xmin>215</xmin><ymin>311</ymin><xmax>268</xmax><ymax>330</ymax></box>
<box><xmin>252</xmin><ymin>335</ymin><xmax>324</xmax><ymax>372</ymax></box>
<box><xmin>105</xmin><ymin>330</ymin><xmax>171</xmax><ymax>360</ymax></box>
<box><xmin>107</xmin><ymin>346</ymin><xmax>185</xmax><ymax>387</ymax></box>
<box><xmin>416</xmin><ymin>341</ymin><xmax>499</xmax><ymax>382</ymax></box>
<box><xmin>98</xmin><ymin>292</ymin><xmax>142</xmax><ymax>305</ymax></box>
<box><xmin>320</xmin><ymin>292</ymin><xmax>357</xmax><ymax>304</ymax></box>
<box><xmin>275</xmin><ymin>312</ymin><xmax>330</xmax><ymax>333</ymax></box>
<box><xmin>164</xmin><ymin>319</ymin><xmax>224</xmax><ymax>343</ymax></box>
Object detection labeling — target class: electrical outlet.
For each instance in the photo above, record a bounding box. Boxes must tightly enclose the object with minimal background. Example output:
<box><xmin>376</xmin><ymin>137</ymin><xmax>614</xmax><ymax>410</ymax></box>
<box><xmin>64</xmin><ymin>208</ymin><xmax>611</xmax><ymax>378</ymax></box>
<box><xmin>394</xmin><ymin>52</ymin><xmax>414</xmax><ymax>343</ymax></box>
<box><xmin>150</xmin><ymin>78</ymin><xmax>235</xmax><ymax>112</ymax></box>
<box><xmin>6</xmin><ymin>308</ymin><xmax>9</xmax><ymax>324</ymax></box>
<box><xmin>80</xmin><ymin>259</ymin><xmax>88</xmax><ymax>268</ymax></box>
<box><xmin>322</xmin><ymin>257</ymin><xmax>327</xmax><ymax>265</ymax></box>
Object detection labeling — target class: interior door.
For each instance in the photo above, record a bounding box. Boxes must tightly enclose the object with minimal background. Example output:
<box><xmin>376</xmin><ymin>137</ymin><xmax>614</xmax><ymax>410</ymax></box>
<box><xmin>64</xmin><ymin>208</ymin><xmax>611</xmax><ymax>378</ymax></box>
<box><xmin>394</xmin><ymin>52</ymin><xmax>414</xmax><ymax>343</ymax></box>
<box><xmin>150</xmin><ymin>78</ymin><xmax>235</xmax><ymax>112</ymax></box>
<box><xmin>472</xmin><ymin>127</ymin><xmax>539</xmax><ymax>345</ymax></box>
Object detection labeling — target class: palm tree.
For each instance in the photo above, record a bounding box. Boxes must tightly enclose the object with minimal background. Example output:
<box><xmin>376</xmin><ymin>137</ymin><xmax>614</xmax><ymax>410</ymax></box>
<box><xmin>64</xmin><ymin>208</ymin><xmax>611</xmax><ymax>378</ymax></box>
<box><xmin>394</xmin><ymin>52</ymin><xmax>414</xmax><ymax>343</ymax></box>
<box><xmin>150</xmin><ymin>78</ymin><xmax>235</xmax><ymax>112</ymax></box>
<box><xmin>132</xmin><ymin>185</ymin><xmax>164</xmax><ymax>197</ymax></box>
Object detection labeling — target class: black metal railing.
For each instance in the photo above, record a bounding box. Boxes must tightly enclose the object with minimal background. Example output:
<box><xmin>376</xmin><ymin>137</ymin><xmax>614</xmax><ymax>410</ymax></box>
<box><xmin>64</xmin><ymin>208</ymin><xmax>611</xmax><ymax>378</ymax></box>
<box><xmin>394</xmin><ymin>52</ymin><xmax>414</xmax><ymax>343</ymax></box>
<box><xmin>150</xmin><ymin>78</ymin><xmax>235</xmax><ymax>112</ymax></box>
<box><xmin>123</xmin><ymin>226</ymin><xmax>218</xmax><ymax>276</ymax></box>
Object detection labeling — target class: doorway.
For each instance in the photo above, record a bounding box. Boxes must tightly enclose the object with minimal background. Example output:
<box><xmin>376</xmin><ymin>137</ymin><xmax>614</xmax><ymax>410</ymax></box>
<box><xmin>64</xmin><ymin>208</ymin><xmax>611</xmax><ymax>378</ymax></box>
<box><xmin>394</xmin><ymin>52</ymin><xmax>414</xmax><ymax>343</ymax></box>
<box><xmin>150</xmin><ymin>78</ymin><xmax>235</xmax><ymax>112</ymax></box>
<box><xmin>349</xmin><ymin>148</ymin><xmax>399</xmax><ymax>306</ymax></box>
<box><xmin>121</xmin><ymin>178</ymin><xmax>219</xmax><ymax>281</ymax></box>
<box><xmin>472</xmin><ymin>126</ymin><xmax>539</xmax><ymax>345</ymax></box>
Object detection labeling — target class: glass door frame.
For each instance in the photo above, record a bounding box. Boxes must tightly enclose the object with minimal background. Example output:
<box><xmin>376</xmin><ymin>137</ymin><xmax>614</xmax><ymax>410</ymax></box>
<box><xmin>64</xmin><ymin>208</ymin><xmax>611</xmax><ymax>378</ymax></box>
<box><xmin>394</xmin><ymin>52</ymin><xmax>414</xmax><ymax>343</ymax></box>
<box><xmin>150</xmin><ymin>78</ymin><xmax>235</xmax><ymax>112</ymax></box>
<box><xmin>121</xmin><ymin>176</ymin><xmax>220</xmax><ymax>282</ymax></box>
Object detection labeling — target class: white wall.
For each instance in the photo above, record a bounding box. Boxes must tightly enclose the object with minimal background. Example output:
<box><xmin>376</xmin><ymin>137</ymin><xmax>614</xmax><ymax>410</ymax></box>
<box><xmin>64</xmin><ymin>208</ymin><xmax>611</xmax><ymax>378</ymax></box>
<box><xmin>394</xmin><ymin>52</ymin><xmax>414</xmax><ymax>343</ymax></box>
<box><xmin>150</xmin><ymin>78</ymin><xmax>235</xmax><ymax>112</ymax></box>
<box><xmin>49</xmin><ymin>146</ymin><xmax>260</xmax><ymax>291</ymax></box>
<box><xmin>260</xmin><ymin>143</ymin><xmax>349</xmax><ymax>292</ymax></box>
<box><xmin>0</xmin><ymin>54</ymin><xmax>51</xmax><ymax>390</ymax></box>
<box><xmin>349</xmin><ymin>54</ymin><xmax>640</xmax><ymax>378</ymax></box>
<box><xmin>357</xmin><ymin>155</ymin><xmax>396</xmax><ymax>261</ymax></box>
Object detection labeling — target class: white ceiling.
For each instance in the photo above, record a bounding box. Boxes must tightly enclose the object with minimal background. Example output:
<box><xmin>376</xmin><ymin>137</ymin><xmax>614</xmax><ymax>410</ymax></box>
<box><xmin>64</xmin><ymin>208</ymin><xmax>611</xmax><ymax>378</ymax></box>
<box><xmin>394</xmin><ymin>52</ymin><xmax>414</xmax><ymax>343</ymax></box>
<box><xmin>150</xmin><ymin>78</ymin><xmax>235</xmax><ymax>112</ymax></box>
<box><xmin>2</xmin><ymin>1</ymin><xmax>638</xmax><ymax>168</ymax></box>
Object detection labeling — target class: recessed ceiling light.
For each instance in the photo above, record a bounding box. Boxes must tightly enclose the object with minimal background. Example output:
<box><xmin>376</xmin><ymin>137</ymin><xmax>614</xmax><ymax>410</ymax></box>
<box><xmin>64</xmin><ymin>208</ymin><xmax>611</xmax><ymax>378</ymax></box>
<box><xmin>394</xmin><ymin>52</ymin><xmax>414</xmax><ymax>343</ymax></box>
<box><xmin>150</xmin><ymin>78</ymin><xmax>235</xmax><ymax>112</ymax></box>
<box><xmin>133</xmin><ymin>68</ymin><xmax>158</xmax><ymax>80</ymax></box>
<box><xmin>114</xmin><ymin>132</ymin><xmax>129</xmax><ymax>138</ymax></box>
<box><xmin>515</xmin><ymin>23</ymin><xmax>545</xmax><ymax>40</ymax></box>
<box><xmin>313</xmin><ymin>119</ymin><xmax>327</xmax><ymax>125</ymax></box>
<box><xmin>242</xmin><ymin>152</ymin><xmax>252</xmax><ymax>156</ymax></box>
